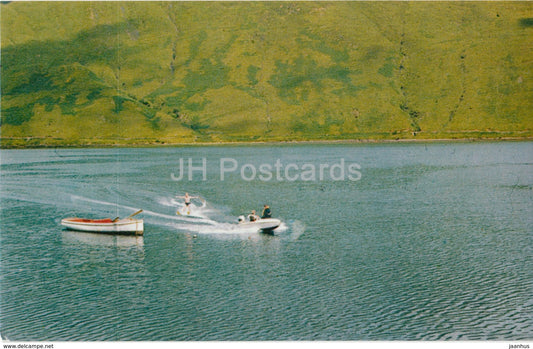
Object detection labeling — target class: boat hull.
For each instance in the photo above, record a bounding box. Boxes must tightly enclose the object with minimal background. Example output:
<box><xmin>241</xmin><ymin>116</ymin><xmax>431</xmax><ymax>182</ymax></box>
<box><xmin>61</xmin><ymin>218</ymin><xmax>144</xmax><ymax>235</ymax></box>
<box><xmin>238</xmin><ymin>218</ymin><xmax>281</xmax><ymax>232</ymax></box>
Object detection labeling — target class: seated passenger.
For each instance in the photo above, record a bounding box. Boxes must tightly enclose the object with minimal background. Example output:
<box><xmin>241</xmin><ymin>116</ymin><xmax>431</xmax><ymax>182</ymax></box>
<box><xmin>248</xmin><ymin>210</ymin><xmax>259</xmax><ymax>222</ymax></box>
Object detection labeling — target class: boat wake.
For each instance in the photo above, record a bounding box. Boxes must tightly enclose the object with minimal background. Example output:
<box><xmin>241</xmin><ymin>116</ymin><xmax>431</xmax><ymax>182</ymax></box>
<box><xmin>157</xmin><ymin>196</ymin><xmax>212</xmax><ymax>220</ymax></box>
<box><xmin>80</xmin><ymin>193</ymin><xmax>305</xmax><ymax>238</ymax></box>
<box><xmin>71</xmin><ymin>195</ymin><xmax>220</xmax><ymax>227</ymax></box>
<box><xmin>3</xmin><ymin>176</ymin><xmax>300</xmax><ymax>238</ymax></box>
<box><xmin>68</xmin><ymin>194</ymin><xmax>298</xmax><ymax>237</ymax></box>
<box><xmin>155</xmin><ymin>195</ymin><xmax>295</xmax><ymax>237</ymax></box>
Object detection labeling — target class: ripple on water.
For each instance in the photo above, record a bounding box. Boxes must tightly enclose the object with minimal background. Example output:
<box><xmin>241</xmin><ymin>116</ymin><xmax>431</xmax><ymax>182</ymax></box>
<box><xmin>2</xmin><ymin>144</ymin><xmax>533</xmax><ymax>340</ymax></box>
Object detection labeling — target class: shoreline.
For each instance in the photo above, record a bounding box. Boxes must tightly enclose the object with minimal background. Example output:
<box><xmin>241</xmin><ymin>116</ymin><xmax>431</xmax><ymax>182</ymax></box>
<box><xmin>1</xmin><ymin>136</ymin><xmax>532</xmax><ymax>149</ymax></box>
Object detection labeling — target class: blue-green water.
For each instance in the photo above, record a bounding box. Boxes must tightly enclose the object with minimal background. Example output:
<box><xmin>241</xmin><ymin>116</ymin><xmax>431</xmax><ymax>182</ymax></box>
<box><xmin>1</xmin><ymin>142</ymin><xmax>532</xmax><ymax>340</ymax></box>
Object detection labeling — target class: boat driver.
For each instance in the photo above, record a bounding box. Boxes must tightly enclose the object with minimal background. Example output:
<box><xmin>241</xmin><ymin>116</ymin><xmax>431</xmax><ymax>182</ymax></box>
<box><xmin>261</xmin><ymin>204</ymin><xmax>272</xmax><ymax>218</ymax></box>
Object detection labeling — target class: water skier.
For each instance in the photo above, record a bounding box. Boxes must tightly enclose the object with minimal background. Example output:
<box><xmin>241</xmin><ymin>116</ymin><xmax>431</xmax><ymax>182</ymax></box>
<box><xmin>176</xmin><ymin>192</ymin><xmax>198</xmax><ymax>215</ymax></box>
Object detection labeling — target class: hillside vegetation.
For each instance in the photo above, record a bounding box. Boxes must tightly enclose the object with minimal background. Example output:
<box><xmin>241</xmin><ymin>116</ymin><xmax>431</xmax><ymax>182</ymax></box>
<box><xmin>1</xmin><ymin>1</ymin><xmax>532</xmax><ymax>147</ymax></box>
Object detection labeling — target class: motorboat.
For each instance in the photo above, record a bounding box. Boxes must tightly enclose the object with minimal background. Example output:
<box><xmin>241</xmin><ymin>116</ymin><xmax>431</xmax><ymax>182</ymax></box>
<box><xmin>237</xmin><ymin>215</ymin><xmax>281</xmax><ymax>233</ymax></box>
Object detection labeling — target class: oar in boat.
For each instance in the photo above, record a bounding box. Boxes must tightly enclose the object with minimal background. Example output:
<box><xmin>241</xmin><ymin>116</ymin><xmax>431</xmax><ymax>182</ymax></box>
<box><xmin>113</xmin><ymin>209</ymin><xmax>143</xmax><ymax>222</ymax></box>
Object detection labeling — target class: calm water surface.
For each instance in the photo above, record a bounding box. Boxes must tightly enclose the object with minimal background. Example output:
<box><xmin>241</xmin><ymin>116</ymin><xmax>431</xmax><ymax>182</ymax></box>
<box><xmin>1</xmin><ymin>142</ymin><xmax>532</xmax><ymax>340</ymax></box>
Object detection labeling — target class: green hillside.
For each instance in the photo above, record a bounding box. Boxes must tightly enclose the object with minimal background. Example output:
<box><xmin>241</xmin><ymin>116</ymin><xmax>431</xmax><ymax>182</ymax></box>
<box><xmin>1</xmin><ymin>1</ymin><xmax>532</xmax><ymax>147</ymax></box>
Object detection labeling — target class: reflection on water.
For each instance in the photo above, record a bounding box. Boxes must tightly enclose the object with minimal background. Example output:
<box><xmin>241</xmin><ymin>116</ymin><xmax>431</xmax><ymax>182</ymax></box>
<box><xmin>61</xmin><ymin>230</ymin><xmax>145</xmax><ymax>249</ymax></box>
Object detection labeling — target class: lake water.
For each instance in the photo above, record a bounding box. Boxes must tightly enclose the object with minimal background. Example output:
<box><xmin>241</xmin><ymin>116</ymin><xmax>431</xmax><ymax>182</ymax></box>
<box><xmin>1</xmin><ymin>142</ymin><xmax>532</xmax><ymax>341</ymax></box>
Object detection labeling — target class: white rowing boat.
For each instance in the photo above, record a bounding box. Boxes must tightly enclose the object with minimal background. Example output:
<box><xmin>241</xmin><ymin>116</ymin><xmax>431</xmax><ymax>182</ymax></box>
<box><xmin>61</xmin><ymin>210</ymin><xmax>144</xmax><ymax>235</ymax></box>
<box><xmin>61</xmin><ymin>217</ymin><xmax>144</xmax><ymax>235</ymax></box>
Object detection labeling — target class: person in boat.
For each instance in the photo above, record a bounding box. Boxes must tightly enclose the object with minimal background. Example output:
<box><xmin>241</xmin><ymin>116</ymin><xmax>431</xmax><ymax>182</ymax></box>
<box><xmin>261</xmin><ymin>204</ymin><xmax>272</xmax><ymax>219</ymax></box>
<box><xmin>248</xmin><ymin>210</ymin><xmax>259</xmax><ymax>222</ymax></box>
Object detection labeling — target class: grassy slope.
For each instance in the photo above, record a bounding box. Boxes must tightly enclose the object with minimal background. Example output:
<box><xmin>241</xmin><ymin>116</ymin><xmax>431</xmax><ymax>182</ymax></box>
<box><xmin>1</xmin><ymin>1</ymin><xmax>532</xmax><ymax>147</ymax></box>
